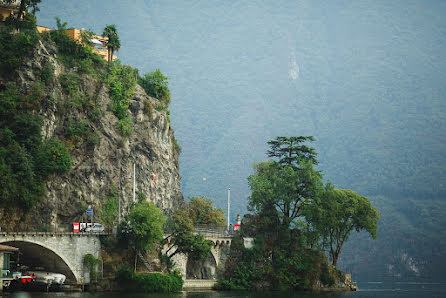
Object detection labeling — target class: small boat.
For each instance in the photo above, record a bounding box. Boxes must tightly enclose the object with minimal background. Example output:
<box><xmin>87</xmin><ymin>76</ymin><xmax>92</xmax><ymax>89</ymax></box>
<box><xmin>27</xmin><ymin>271</ymin><xmax>66</xmax><ymax>285</ymax></box>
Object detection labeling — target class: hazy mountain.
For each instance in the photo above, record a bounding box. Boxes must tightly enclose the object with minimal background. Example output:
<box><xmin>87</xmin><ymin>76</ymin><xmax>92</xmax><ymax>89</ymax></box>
<box><xmin>36</xmin><ymin>0</ymin><xmax>446</xmax><ymax>281</ymax></box>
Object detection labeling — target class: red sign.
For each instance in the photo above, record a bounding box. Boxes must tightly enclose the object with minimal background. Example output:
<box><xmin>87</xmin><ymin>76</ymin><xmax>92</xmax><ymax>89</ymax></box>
<box><xmin>233</xmin><ymin>224</ymin><xmax>240</xmax><ymax>233</ymax></box>
<box><xmin>73</xmin><ymin>222</ymin><xmax>80</xmax><ymax>232</ymax></box>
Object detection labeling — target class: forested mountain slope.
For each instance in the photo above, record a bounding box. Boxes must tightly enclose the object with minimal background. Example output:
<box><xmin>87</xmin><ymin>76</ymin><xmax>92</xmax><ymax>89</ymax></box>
<box><xmin>36</xmin><ymin>0</ymin><xmax>446</xmax><ymax>281</ymax></box>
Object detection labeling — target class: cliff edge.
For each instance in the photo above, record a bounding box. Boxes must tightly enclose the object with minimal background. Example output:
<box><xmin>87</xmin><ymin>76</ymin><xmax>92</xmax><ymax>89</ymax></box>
<box><xmin>0</xmin><ymin>30</ymin><xmax>183</xmax><ymax>230</ymax></box>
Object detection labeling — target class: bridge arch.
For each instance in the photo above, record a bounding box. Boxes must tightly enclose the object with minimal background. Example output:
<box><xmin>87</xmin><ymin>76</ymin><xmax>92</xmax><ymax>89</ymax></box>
<box><xmin>1</xmin><ymin>240</ymin><xmax>78</xmax><ymax>283</ymax></box>
<box><xmin>186</xmin><ymin>250</ymin><xmax>218</xmax><ymax>279</ymax></box>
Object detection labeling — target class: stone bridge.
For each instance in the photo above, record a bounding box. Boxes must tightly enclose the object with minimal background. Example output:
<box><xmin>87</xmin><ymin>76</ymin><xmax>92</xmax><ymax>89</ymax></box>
<box><xmin>0</xmin><ymin>232</ymin><xmax>103</xmax><ymax>284</ymax></box>
<box><xmin>0</xmin><ymin>229</ymin><xmax>238</xmax><ymax>288</ymax></box>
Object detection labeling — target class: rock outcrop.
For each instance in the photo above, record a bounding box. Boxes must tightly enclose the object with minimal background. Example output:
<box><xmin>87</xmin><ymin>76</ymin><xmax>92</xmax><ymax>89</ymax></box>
<box><xmin>1</xmin><ymin>36</ymin><xmax>183</xmax><ymax>229</ymax></box>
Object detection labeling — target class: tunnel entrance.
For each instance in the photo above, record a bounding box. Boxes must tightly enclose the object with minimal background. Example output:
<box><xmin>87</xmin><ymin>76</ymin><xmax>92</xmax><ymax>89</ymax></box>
<box><xmin>1</xmin><ymin>241</ymin><xmax>77</xmax><ymax>283</ymax></box>
<box><xmin>186</xmin><ymin>252</ymin><xmax>217</xmax><ymax>279</ymax></box>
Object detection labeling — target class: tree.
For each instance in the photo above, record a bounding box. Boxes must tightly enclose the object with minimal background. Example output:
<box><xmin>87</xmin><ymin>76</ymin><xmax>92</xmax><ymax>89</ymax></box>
<box><xmin>248</xmin><ymin>136</ymin><xmax>323</xmax><ymax>229</ymax></box>
<box><xmin>164</xmin><ymin>209</ymin><xmax>212</xmax><ymax>263</ymax></box>
<box><xmin>118</xmin><ymin>202</ymin><xmax>165</xmax><ymax>272</ymax></box>
<box><xmin>0</xmin><ymin>0</ymin><xmax>41</xmax><ymax>21</ymax></box>
<box><xmin>267</xmin><ymin>136</ymin><xmax>318</xmax><ymax>167</ymax></box>
<box><xmin>248</xmin><ymin>160</ymin><xmax>322</xmax><ymax>229</ymax></box>
<box><xmin>102</xmin><ymin>24</ymin><xmax>120</xmax><ymax>62</ymax></box>
<box><xmin>309</xmin><ymin>185</ymin><xmax>379</xmax><ymax>267</ymax></box>
<box><xmin>138</xmin><ymin>69</ymin><xmax>171</xmax><ymax>105</ymax></box>
<box><xmin>187</xmin><ymin>196</ymin><xmax>226</xmax><ymax>227</ymax></box>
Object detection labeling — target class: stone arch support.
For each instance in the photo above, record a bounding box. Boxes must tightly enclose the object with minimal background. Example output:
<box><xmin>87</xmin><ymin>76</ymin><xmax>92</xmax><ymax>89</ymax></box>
<box><xmin>0</xmin><ymin>233</ymin><xmax>102</xmax><ymax>284</ymax></box>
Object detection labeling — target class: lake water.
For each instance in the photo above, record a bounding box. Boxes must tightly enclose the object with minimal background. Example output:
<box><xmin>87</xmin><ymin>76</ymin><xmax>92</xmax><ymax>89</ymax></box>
<box><xmin>1</xmin><ymin>282</ymin><xmax>446</xmax><ymax>298</ymax></box>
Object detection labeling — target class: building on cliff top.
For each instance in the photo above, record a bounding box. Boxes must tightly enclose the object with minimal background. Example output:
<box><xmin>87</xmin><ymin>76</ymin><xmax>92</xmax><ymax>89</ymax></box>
<box><xmin>60</xmin><ymin>28</ymin><xmax>117</xmax><ymax>62</ymax></box>
<box><xmin>0</xmin><ymin>3</ymin><xmax>116</xmax><ymax>61</ymax></box>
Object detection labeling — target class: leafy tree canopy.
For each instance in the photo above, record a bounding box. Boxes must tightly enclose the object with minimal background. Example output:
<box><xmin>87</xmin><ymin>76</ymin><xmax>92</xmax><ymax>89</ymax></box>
<box><xmin>138</xmin><ymin>69</ymin><xmax>171</xmax><ymax>105</ymax></box>
<box><xmin>164</xmin><ymin>208</ymin><xmax>212</xmax><ymax>262</ymax></box>
<box><xmin>267</xmin><ymin>136</ymin><xmax>318</xmax><ymax>167</ymax></box>
<box><xmin>248</xmin><ymin>159</ymin><xmax>322</xmax><ymax>228</ymax></box>
<box><xmin>187</xmin><ymin>196</ymin><xmax>226</xmax><ymax>227</ymax></box>
<box><xmin>119</xmin><ymin>202</ymin><xmax>165</xmax><ymax>251</ymax></box>
<box><xmin>306</xmin><ymin>184</ymin><xmax>379</xmax><ymax>266</ymax></box>
<box><xmin>102</xmin><ymin>24</ymin><xmax>120</xmax><ymax>62</ymax></box>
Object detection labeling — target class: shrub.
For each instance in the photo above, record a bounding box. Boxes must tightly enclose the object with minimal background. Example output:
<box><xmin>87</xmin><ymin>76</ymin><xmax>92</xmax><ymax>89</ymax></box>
<box><xmin>87</xmin><ymin>132</ymin><xmax>100</xmax><ymax>146</ymax></box>
<box><xmin>0</xmin><ymin>139</ymin><xmax>44</xmax><ymax>211</ymax></box>
<box><xmin>64</xmin><ymin>119</ymin><xmax>90</xmax><ymax>142</ymax></box>
<box><xmin>320</xmin><ymin>261</ymin><xmax>335</xmax><ymax>287</ymax></box>
<box><xmin>105</xmin><ymin>62</ymin><xmax>137</xmax><ymax>116</ymax></box>
<box><xmin>0</xmin><ymin>82</ymin><xmax>20</xmax><ymax>118</ymax></box>
<box><xmin>39</xmin><ymin>62</ymin><xmax>55</xmax><ymax>84</ymax></box>
<box><xmin>59</xmin><ymin>72</ymin><xmax>81</xmax><ymax>96</ymax></box>
<box><xmin>87</xmin><ymin>105</ymin><xmax>103</xmax><ymax>122</ymax></box>
<box><xmin>50</xmin><ymin>19</ymin><xmax>104</xmax><ymax>71</ymax></box>
<box><xmin>100</xmin><ymin>188</ymin><xmax>119</xmax><ymax>230</ymax></box>
<box><xmin>35</xmin><ymin>138</ymin><xmax>72</xmax><ymax>178</ymax></box>
<box><xmin>117</xmin><ymin>115</ymin><xmax>133</xmax><ymax>137</ymax></box>
<box><xmin>84</xmin><ymin>254</ymin><xmax>101</xmax><ymax>281</ymax></box>
<box><xmin>138</xmin><ymin>69</ymin><xmax>171</xmax><ymax>105</ymax></box>
<box><xmin>10</xmin><ymin>113</ymin><xmax>43</xmax><ymax>152</ymax></box>
<box><xmin>116</xmin><ymin>267</ymin><xmax>183</xmax><ymax>292</ymax></box>
<box><xmin>0</xmin><ymin>18</ymin><xmax>39</xmax><ymax>73</ymax></box>
<box><xmin>143</xmin><ymin>99</ymin><xmax>153</xmax><ymax>117</ymax></box>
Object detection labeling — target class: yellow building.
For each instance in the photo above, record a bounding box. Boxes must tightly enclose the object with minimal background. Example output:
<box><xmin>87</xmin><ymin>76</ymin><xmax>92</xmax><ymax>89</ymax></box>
<box><xmin>59</xmin><ymin>28</ymin><xmax>117</xmax><ymax>61</ymax></box>
<box><xmin>0</xmin><ymin>2</ymin><xmax>19</xmax><ymax>21</ymax></box>
<box><xmin>36</xmin><ymin>25</ymin><xmax>50</xmax><ymax>33</ymax></box>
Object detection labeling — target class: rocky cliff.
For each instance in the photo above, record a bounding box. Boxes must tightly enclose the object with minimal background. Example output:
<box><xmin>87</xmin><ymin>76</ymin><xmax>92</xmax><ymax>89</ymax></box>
<box><xmin>0</xmin><ymin>33</ymin><xmax>184</xmax><ymax>229</ymax></box>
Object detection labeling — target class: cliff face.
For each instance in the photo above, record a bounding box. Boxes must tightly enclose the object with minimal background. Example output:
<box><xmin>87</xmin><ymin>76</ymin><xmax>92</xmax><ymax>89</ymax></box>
<box><xmin>1</xmin><ymin>35</ymin><xmax>183</xmax><ymax>229</ymax></box>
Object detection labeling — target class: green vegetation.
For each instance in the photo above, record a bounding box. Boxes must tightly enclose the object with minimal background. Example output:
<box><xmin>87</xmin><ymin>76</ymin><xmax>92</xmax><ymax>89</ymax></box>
<box><xmin>164</xmin><ymin>208</ymin><xmax>212</xmax><ymax>262</ymax></box>
<box><xmin>103</xmin><ymin>61</ymin><xmax>137</xmax><ymax>136</ymax></box>
<box><xmin>218</xmin><ymin>136</ymin><xmax>379</xmax><ymax>290</ymax></box>
<box><xmin>102</xmin><ymin>24</ymin><xmax>120</xmax><ymax>63</ymax></box>
<box><xmin>163</xmin><ymin>196</ymin><xmax>225</xmax><ymax>264</ymax></box>
<box><xmin>0</xmin><ymin>60</ymin><xmax>72</xmax><ymax>213</ymax></box>
<box><xmin>187</xmin><ymin>196</ymin><xmax>225</xmax><ymax>226</ymax></box>
<box><xmin>0</xmin><ymin>0</ymin><xmax>41</xmax><ymax>26</ymax></box>
<box><xmin>50</xmin><ymin>18</ymin><xmax>104</xmax><ymax>71</ymax></box>
<box><xmin>0</xmin><ymin>17</ymin><xmax>74</xmax><ymax>212</ymax></box>
<box><xmin>117</xmin><ymin>267</ymin><xmax>183</xmax><ymax>292</ymax></box>
<box><xmin>84</xmin><ymin>253</ymin><xmax>101</xmax><ymax>281</ymax></box>
<box><xmin>0</xmin><ymin>15</ymin><xmax>39</xmax><ymax>73</ymax></box>
<box><xmin>100</xmin><ymin>188</ymin><xmax>119</xmax><ymax>231</ymax></box>
<box><xmin>307</xmin><ymin>185</ymin><xmax>379</xmax><ymax>267</ymax></box>
<box><xmin>118</xmin><ymin>202</ymin><xmax>165</xmax><ymax>272</ymax></box>
<box><xmin>138</xmin><ymin>69</ymin><xmax>171</xmax><ymax>106</ymax></box>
